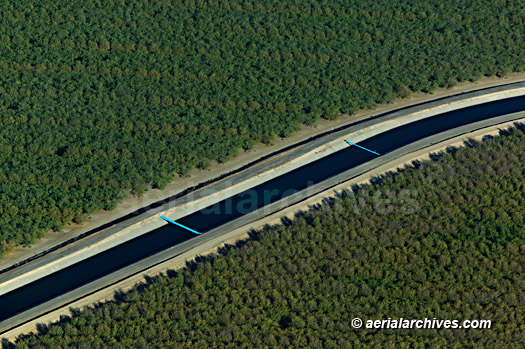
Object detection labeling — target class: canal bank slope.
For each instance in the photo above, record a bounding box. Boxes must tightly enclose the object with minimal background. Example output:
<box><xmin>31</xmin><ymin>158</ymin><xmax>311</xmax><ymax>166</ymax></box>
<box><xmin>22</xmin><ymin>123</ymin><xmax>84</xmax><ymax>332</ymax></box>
<box><xmin>2</xmin><ymin>113</ymin><xmax>523</xmax><ymax>341</ymax></box>
<box><xmin>2</xmin><ymin>74</ymin><xmax>525</xmax><ymax>272</ymax></box>
<box><xmin>1</xmin><ymin>82</ymin><xmax>524</xmax><ymax>298</ymax></box>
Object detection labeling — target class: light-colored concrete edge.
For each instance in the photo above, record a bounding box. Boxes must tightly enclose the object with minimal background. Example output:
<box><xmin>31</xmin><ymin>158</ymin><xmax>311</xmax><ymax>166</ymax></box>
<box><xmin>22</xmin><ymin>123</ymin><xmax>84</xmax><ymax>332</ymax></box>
<box><xmin>2</xmin><ymin>118</ymin><xmax>522</xmax><ymax>343</ymax></box>
<box><xmin>2</xmin><ymin>74</ymin><xmax>524</xmax><ymax>272</ymax></box>
<box><xmin>2</xmin><ymin>83</ymin><xmax>524</xmax><ymax>294</ymax></box>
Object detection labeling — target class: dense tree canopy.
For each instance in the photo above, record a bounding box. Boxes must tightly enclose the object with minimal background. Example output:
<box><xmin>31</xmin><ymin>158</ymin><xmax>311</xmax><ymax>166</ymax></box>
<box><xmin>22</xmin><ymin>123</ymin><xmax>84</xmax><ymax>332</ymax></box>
<box><xmin>7</xmin><ymin>126</ymin><xmax>525</xmax><ymax>348</ymax></box>
<box><xmin>1</xmin><ymin>0</ymin><xmax>524</xmax><ymax>254</ymax></box>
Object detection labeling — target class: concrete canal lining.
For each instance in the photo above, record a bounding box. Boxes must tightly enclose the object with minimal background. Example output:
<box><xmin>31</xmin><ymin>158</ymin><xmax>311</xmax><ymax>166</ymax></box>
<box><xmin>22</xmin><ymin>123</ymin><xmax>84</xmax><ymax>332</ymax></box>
<box><xmin>2</xmin><ymin>114</ymin><xmax>523</xmax><ymax>341</ymax></box>
<box><xmin>1</xmin><ymin>82</ymin><xmax>524</xmax><ymax>297</ymax></box>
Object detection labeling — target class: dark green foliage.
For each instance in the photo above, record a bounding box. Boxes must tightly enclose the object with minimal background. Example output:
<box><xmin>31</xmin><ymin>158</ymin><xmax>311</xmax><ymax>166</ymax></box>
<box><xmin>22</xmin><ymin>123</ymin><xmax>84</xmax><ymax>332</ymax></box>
<box><xmin>1</xmin><ymin>0</ymin><xmax>525</xmax><ymax>254</ymax></box>
<box><xmin>11</xmin><ymin>128</ymin><xmax>525</xmax><ymax>347</ymax></box>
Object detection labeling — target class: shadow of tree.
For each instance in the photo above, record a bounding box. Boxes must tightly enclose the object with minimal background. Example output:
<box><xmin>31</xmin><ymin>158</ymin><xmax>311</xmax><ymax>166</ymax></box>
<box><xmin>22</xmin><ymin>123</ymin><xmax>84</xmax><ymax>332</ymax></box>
<box><xmin>5</xmin><ymin>123</ymin><xmax>523</xmax><ymax>347</ymax></box>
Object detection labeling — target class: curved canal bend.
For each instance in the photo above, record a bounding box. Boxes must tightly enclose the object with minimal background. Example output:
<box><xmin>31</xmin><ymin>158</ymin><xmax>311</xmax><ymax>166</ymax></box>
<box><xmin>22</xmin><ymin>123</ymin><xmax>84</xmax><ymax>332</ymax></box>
<box><xmin>1</xmin><ymin>95</ymin><xmax>524</xmax><ymax>323</ymax></box>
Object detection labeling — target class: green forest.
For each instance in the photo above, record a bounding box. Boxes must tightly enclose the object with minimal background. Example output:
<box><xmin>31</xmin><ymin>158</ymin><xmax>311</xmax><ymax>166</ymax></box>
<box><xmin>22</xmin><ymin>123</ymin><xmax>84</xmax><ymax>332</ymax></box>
<box><xmin>6</xmin><ymin>126</ymin><xmax>524</xmax><ymax>347</ymax></box>
<box><xmin>1</xmin><ymin>0</ymin><xmax>525</xmax><ymax>254</ymax></box>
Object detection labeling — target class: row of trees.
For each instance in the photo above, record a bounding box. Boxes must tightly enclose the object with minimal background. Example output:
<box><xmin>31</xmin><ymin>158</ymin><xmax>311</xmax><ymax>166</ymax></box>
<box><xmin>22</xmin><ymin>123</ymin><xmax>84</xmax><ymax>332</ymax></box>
<box><xmin>0</xmin><ymin>59</ymin><xmax>381</xmax><ymax>105</ymax></box>
<box><xmin>0</xmin><ymin>0</ymin><xmax>524</xmax><ymax>255</ymax></box>
<box><xmin>9</xmin><ymin>126</ymin><xmax>525</xmax><ymax>347</ymax></box>
<box><xmin>4</xmin><ymin>0</ymin><xmax>519</xmax><ymax>29</ymax></box>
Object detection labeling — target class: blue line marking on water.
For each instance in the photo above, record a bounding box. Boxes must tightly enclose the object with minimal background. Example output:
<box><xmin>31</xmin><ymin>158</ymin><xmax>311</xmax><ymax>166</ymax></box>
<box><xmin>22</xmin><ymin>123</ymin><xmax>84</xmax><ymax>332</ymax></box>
<box><xmin>160</xmin><ymin>215</ymin><xmax>201</xmax><ymax>235</ymax></box>
<box><xmin>344</xmin><ymin>140</ymin><xmax>380</xmax><ymax>156</ymax></box>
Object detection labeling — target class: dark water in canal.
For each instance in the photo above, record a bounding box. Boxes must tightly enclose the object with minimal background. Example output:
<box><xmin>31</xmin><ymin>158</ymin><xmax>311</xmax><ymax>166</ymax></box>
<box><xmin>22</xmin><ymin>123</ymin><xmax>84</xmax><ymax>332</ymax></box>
<box><xmin>1</xmin><ymin>95</ymin><xmax>524</xmax><ymax>323</ymax></box>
